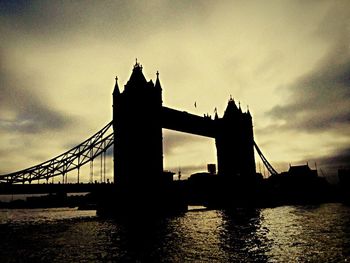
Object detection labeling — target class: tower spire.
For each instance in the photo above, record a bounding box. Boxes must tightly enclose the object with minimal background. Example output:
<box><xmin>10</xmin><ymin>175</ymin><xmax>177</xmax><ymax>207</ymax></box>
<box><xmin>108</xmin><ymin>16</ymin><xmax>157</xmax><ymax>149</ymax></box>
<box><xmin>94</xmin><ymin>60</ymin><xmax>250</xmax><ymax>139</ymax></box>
<box><xmin>155</xmin><ymin>70</ymin><xmax>161</xmax><ymax>89</ymax></box>
<box><xmin>113</xmin><ymin>75</ymin><xmax>120</xmax><ymax>95</ymax></box>
<box><xmin>247</xmin><ymin>105</ymin><xmax>251</xmax><ymax>117</ymax></box>
<box><xmin>214</xmin><ymin>107</ymin><xmax>219</xmax><ymax>120</ymax></box>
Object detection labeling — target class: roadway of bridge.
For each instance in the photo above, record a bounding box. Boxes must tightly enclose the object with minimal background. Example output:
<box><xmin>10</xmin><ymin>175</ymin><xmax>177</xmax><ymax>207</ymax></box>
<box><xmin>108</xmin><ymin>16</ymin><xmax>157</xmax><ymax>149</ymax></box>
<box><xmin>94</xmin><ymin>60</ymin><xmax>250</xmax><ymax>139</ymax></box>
<box><xmin>0</xmin><ymin>183</ymin><xmax>114</xmax><ymax>195</ymax></box>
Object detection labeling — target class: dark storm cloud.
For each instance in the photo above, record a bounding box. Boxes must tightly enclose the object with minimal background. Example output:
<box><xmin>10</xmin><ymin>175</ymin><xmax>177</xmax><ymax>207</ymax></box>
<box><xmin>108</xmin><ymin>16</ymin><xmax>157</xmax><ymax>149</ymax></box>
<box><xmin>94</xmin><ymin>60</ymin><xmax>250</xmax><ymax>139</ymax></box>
<box><xmin>268</xmin><ymin>55</ymin><xmax>350</xmax><ymax>132</ymax></box>
<box><xmin>269</xmin><ymin>58</ymin><xmax>350</xmax><ymax>132</ymax></box>
<box><xmin>319</xmin><ymin>147</ymin><xmax>350</xmax><ymax>170</ymax></box>
<box><xmin>0</xmin><ymin>0</ymin><xmax>212</xmax><ymax>43</ymax></box>
<box><xmin>0</xmin><ymin>57</ymin><xmax>73</xmax><ymax>134</ymax></box>
<box><xmin>1</xmin><ymin>1</ymin><xmax>123</xmax><ymax>40</ymax></box>
<box><xmin>268</xmin><ymin>21</ymin><xmax>350</xmax><ymax>133</ymax></box>
<box><xmin>312</xmin><ymin>147</ymin><xmax>350</xmax><ymax>183</ymax></box>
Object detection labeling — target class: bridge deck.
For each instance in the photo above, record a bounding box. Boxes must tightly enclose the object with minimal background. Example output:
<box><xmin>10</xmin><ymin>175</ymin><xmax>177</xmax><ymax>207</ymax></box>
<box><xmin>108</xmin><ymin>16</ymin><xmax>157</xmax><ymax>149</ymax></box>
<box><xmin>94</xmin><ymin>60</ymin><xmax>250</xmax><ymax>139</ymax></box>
<box><xmin>0</xmin><ymin>183</ymin><xmax>114</xmax><ymax>195</ymax></box>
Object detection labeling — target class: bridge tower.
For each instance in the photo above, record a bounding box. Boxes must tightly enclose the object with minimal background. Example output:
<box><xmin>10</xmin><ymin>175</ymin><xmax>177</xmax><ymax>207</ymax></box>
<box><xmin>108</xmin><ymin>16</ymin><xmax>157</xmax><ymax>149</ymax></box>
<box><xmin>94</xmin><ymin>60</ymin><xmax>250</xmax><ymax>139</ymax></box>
<box><xmin>113</xmin><ymin>62</ymin><xmax>163</xmax><ymax>190</ymax></box>
<box><xmin>215</xmin><ymin>98</ymin><xmax>256</xmax><ymax>177</ymax></box>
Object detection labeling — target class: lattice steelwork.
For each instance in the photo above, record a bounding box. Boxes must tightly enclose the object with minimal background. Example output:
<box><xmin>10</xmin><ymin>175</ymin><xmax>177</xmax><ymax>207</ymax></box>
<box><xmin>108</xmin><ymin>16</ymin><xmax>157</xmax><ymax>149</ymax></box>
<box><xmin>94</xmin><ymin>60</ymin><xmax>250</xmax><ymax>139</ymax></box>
<box><xmin>0</xmin><ymin>121</ymin><xmax>114</xmax><ymax>184</ymax></box>
<box><xmin>0</xmin><ymin>119</ymin><xmax>278</xmax><ymax>184</ymax></box>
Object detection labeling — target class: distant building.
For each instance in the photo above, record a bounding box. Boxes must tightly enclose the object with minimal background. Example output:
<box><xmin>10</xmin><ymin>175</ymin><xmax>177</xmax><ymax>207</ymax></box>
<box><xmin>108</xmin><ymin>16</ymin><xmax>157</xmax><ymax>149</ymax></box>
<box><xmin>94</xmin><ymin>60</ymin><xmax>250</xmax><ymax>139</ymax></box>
<box><xmin>287</xmin><ymin>164</ymin><xmax>318</xmax><ymax>177</ymax></box>
<box><xmin>207</xmin><ymin>164</ymin><xmax>216</xmax><ymax>175</ymax></box>
<box><xmin>163</xmin><ymin>170</ymin><xmax>175</xmax><ymax>183</ymax></box>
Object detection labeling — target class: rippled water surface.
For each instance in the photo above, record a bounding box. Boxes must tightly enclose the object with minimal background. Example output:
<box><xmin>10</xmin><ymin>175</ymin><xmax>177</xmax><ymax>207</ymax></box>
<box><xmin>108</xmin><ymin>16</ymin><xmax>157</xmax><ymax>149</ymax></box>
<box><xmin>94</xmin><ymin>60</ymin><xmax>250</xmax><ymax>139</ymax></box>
<box><xmin>0</xmin><ymin>203</ymin><xmax>349</xmax><ymax>262</ymax></box>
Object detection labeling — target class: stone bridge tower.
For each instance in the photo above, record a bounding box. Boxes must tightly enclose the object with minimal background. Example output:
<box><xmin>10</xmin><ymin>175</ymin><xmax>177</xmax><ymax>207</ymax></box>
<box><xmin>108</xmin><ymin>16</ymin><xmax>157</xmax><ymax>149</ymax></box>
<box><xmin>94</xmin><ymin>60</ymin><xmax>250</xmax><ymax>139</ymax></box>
<box><xmin>113</xmin><ymin>62</ymin><xmax>163</xmax><ymax>190</ymax></box>
<box><xmin>113</xmin><ymin>63</ymin><xmax>256</xmax><ymax>190</ymax></box>
<box><xmin>215</xmin><ymin>98</ymin><xmax>256</xmax><ymax>177</ymax></box>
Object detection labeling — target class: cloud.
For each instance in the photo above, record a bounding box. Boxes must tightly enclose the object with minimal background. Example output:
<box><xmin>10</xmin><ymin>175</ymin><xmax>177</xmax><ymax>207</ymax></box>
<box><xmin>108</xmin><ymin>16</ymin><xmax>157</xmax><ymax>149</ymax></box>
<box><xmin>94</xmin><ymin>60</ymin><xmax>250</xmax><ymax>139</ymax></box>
<box><xmin>0</xmin><ymin>54</ymin><xmax>73</xmax><ymax>134</ymax></box>
<box><xmin>264</xmin><ymin>39</ymin><xmax>350</xmax><ymax>169</ymax></box>
<box><xmin>312</xmin><ymin>147</ymin><xmax>350</xmax><ymax>183</ymax></box>
<box><xmin>0</xmin><ymin>1</ymin><xmax>214</xmax><ymax>45</ymax></box>
<box><xmin>267</xmin><ymin>3</ymin><xmax>350</xmax><ymax>134</ymax></box>
<box><xmin>1</xmin><ymin>0</ymin><xmax>349</xmax><ymax>179</ymax></box>
<box><xmin>268</xmin><ymin>42</ymin><xmax>350</xmax><ymax>133</ymax></box>
<box><xmin>163</xmin><ymin>130</ymin><xmax>207</xmax><ymax>155</ymax></box>
<box><xmin>319</xmin><ymin>147</ymin><xmax>350</xmax><ymax>170</ymax></box>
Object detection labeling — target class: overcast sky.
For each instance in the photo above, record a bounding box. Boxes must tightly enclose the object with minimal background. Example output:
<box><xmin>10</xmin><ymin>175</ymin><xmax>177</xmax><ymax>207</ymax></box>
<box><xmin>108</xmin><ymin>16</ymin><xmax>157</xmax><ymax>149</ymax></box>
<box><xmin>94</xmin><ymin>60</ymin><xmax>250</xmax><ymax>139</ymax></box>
<box><xmin>0</xmin><ymin>0</ymin><xmax>349</xmax><ymax>181</ymax></box>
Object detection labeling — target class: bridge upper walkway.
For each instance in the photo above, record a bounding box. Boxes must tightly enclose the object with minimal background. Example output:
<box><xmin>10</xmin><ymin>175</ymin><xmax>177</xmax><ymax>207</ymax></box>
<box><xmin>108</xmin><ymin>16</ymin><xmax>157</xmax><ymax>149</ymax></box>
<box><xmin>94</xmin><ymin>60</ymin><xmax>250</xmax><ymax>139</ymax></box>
<box><xmin>162</xmin><ymin>107</ymin><xmax>216</xmax><ymax>137</ymax></box>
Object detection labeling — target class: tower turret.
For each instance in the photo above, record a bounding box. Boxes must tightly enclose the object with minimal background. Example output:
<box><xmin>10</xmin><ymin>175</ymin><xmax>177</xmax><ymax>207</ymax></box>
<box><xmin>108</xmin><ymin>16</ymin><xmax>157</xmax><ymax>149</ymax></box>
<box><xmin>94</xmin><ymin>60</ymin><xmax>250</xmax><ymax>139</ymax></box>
<box><xmin>124</xmin><ymin>62</ymin><xmax>147</xmax><ymax>92</ymax></box>
<box><xmin>223</xmin><ymin>98</ymin><xmax>240</xmax><ymax>119</ymax></box>
<box><xmin>155</xmin><ymin>71</ymin><xmax>162</xmax><ymax>90</ymax></box>
<box><xmin>113</xmin><ymin>76</ymin><xmax>120</xmax><ymax>95</ymax></box>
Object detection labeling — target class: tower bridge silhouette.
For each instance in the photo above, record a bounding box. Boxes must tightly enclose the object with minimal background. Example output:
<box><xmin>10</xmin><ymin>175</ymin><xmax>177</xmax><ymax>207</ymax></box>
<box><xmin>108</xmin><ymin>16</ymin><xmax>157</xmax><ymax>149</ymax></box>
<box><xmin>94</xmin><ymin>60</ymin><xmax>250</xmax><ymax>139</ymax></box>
<box><xmin>0</xmin><ymin>62</ymin><xmax>278</xmax><ymax>214</ymax></box>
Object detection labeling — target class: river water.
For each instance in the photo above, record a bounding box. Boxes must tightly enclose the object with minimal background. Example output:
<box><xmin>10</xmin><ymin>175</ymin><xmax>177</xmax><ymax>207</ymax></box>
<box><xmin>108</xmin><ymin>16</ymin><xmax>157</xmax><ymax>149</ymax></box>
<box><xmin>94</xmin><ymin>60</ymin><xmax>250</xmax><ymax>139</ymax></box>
<box><xmin>0</xmin><ymin>203</ymin><xmax>349</xmax><ymax>262</ymax></box>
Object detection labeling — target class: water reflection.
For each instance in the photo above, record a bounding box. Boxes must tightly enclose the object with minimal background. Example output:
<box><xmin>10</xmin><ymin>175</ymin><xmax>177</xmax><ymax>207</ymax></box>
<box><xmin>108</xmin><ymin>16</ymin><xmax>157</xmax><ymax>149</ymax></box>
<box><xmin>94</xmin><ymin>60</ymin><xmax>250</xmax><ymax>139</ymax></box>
<box><xmin>109</xmin><ymin>209</ymin><xmax>269</xmax><ymax>262</ymax></box>
<box><xmin>0</xmin><ymin>204</ymin><xmax>349</xmax><ymax>262</ymax></box>
<box><xmin>107</xmin><ymin>217</ymin><xmax>183</xmax><ymax>262</ymax></box>
<box><xmin>260</xmin><ymin>204</ymin><xmax>350</xmax><ymax>261</ymax></box>
<box><xmin>219</xmin><ymin>209</ymin><xmax>269</xmax><ymax>262</ymax></box>
<box><xmin>0</xmin><ymin>208</ymin><xmax>96</xmax><ymax>224</ymax></box>
<box><xmin>110</xmin><ymin>211</ymin><xmax>227</xmax><ymax>262</ymax></box>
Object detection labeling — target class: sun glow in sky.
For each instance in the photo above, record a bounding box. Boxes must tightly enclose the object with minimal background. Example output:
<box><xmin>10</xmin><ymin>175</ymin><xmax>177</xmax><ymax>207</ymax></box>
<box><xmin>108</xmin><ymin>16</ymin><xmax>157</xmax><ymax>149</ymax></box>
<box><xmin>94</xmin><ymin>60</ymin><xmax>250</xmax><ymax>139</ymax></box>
<box><xmin>0</xmin><ymin>1</ymin><xmax>349</xmax><ymax>181</ymax></box>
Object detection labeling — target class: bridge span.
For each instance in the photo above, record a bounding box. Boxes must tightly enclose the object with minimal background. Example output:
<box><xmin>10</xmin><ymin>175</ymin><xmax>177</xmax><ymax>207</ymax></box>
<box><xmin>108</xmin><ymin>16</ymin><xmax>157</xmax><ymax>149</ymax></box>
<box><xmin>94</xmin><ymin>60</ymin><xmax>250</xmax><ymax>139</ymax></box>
<box><xmin>0</xmin><ymin>62</ymin><xmax>278</xmax><ymax>214</ymax></box>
